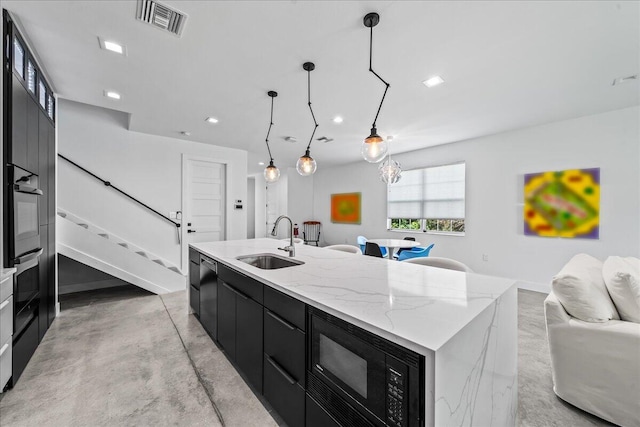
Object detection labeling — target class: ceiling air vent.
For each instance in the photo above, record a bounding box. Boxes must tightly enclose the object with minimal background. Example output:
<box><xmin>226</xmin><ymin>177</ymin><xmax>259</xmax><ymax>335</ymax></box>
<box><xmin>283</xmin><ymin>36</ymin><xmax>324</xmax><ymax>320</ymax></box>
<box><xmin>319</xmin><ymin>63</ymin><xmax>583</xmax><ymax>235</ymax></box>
<box><xmin>136</xmin><ymin>0</ymin><xmax>188</xmax><ymax>37</ymax></box>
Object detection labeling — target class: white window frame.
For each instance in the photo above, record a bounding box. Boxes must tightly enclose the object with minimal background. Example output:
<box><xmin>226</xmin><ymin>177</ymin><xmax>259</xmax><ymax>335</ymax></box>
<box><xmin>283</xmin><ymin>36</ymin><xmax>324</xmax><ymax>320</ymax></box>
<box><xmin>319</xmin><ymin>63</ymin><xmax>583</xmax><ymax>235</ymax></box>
<box><xmin>386</xmin><ymin>162</ymin><xmax>466</xmax><ymax>236</ymax></box>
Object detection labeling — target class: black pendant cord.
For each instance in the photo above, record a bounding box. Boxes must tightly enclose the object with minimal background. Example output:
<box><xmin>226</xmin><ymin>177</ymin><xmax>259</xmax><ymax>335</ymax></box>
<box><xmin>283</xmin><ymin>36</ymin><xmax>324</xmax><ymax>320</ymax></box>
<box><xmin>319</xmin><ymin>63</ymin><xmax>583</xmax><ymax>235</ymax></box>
<box><xmin>304</xmin><ymin>64</ymin><xmax>319</xmax><ymax>152</ymax></box>
<box><xmin>264</xmin><ymin>91</ymin><xmax>277</xmax><ymax>163</ymax></box>
<box><xmin>368</xmin><ymin>25</ymin><xmax>390</xmax><ymax>129</ymax></box>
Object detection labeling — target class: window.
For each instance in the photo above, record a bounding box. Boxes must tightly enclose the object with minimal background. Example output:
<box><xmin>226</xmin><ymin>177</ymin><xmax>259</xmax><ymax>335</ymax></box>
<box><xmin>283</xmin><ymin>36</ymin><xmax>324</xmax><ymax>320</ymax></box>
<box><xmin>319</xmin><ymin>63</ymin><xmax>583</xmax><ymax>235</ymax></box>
<box><xmin>387</xmin><ymin>162</ymin><xmax>466</xmax><ymax>234</ymax></box>
<box><xmin>27</xmin><ymin>60</ymin><xmax>36</xmax><ymax>93</ymax></box>
<box><xmin>39</xmin><ymin>80</ymin><xmax>46</xmax><ymax>108</ymax></box>
<box><xmin>47</xmin><ymin>93</ymin><xmax>55</xmax><ymax>120</ymax></box>
<box><xmin>13</xmin><ymin>37</ymin><xmax>24</xmax><ymax>78</ymax></box>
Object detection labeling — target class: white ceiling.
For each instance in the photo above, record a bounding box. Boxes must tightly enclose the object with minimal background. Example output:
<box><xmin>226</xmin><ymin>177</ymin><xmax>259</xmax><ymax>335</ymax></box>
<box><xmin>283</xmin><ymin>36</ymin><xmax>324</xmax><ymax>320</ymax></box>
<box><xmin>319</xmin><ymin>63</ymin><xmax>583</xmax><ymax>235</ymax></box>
<box><xmin>4</xmin><ymin>1</ymin><xmax>639</xmax><ymax>175</ymax></box>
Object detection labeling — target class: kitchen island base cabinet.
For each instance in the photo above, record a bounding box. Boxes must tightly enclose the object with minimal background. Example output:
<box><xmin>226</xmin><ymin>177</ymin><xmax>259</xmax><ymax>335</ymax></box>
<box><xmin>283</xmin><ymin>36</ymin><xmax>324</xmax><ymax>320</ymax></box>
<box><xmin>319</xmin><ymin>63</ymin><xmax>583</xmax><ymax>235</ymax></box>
<box><xmin>216</xmin><ymin>263</ymin><xmax>264</xmax><ymax>393</ymax></box>
<box><xmin>264</xmin><ymin>356</ymin><xmax>305</xmax><ymax>427</ymax></box>
<box><xmin>235</xmin><ymin>294</ymin><xmax>263</xmax><ymax>393</ymax></box>
<box><xmin>199</xmin><ymin>257</ymin><xmax>218</xmax><ymax>340</ymax></box>
<box><xmin>217</xmin><ymin>282</ymin><xmax>236</xmax><ymax>360</ymax></box>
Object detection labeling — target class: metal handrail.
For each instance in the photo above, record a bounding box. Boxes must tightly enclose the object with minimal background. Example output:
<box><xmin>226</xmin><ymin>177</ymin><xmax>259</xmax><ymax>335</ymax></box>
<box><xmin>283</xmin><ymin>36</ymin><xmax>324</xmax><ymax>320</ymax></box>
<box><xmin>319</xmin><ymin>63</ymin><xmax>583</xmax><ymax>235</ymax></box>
<box><xmin>58</xmin><ymin>153</ymin><xmax>181</xmax><ymax>243</ymax></box>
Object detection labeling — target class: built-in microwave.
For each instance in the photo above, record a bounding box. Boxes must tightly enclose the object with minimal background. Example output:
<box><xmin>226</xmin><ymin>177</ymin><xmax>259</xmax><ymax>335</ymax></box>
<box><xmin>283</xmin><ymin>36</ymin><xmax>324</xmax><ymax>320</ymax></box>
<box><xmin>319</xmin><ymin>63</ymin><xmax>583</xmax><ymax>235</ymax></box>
<box><xmin>307</xmin><ymin>307</ymin><xmax>425</xmax><ymax>427</ymax></box>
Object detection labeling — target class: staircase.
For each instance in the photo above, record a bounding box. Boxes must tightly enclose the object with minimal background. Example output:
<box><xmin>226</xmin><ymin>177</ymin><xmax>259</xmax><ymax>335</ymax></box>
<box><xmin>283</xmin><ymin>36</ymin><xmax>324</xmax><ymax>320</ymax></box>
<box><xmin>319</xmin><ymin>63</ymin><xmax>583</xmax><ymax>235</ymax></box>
<box><xmin>57</xmin><ymin>208</ymin><xmax>185</xmax><ymax>294</ymax></box>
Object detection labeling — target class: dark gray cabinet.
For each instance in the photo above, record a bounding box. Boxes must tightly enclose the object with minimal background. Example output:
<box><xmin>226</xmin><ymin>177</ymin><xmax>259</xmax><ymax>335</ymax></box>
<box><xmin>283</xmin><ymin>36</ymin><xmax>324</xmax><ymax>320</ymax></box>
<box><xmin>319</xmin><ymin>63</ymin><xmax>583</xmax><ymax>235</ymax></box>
<box><xmin>216</xmin><ymin>262</ymin><xmax>264</xmax><ymax>393</ymax></box>
<box><xmin>236</xmin><ymin>293</ymin><xmax>263</xmax><ymax>392</ymax></box>
<box><xmin>38</xmin><ymin>224</ymin><xmax>48</xmax><ymax>342</ymax></box>
<box><xmin>199</xmin><ymin>257</ymin><xmax>218</xmax><ymax>340</ymax></box>
<box><xmin>217</xmin><ymin>281</ymin><xmax>236</xmax><ymax>360</ymax></box>
<box><xmin>188</xmin><ymin>248</ymin><xmax>200</xmax><ymax>316</ymax></box>
<box><xmin>263</xmin><ymin>286</ymin><xmax>307</xmax><ymax>427</ymax></box>
<box><xmin>190</xmin><ymin>252</ymin><xmax>308</xmax><ymax>424</ymax></box>
<box><xmin>10</xmin><ymin>74</ymin><xmax>28</xmax><ymax>171</ymax></box>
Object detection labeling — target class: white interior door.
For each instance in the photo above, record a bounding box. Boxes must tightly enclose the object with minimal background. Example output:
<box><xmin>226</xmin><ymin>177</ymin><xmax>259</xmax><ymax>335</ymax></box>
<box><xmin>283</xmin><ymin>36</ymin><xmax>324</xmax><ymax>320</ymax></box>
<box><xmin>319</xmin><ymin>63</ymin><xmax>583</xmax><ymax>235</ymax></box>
<box><xmin>182</xmin><ymin>156</ymin><xmax>226</xmax><ymax>270</ymax></box>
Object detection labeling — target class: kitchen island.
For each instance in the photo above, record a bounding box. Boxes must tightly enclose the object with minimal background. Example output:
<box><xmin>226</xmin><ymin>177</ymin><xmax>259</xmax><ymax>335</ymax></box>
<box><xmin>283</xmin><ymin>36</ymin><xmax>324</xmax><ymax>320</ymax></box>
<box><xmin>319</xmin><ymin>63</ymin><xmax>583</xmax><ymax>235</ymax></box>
<box><xmin>190</xmin><ymin>238</ymin><xmax>517</xmax><ymax>427</ymax></box>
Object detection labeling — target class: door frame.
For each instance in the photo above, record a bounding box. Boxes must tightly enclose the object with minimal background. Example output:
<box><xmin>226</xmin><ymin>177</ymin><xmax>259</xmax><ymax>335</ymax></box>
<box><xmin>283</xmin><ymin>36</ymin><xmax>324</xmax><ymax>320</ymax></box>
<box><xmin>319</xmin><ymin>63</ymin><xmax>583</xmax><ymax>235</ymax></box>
<box><xmin>181</xmin><ymin>154</ymin><xmax>231</xmax><ymax>272</ymax></box>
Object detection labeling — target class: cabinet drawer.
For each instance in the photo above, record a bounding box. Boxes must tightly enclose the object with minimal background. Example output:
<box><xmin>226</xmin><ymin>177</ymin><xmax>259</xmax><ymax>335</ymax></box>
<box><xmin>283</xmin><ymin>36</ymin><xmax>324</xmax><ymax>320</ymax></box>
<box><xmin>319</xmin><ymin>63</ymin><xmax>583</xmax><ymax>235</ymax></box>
<box><xmin>0</xmin><ymin>276</ymin><xmax>12</xmax><ymax>305</ymax></box>
<box><xmin>189</xmin><ymin>285</ymin><xmax>200</xmax><ymax>316</ymax></box>
<box><xmin>218</xmin><ymin>264</ymin><xmax>263</xmax><ymax>304</ymax></box>
<box><xmin>189</xmin><ymin>261</ymin><xmax>200</xmax><ymax>288</ymax></box>
<box><xmin>0</xmin><ymin>297</ymin><xmax>13</xmax><ymax>348</ymax></box>
<box><xmin>264</xmin><ymin>354</ymin><xmax>305</xmax><ymax>427</ymax></box>
<box><xmin>0</xmin><ymin>339</ymin><xmax>12</xmax><ymax>391</ymax></box>
<box><xmin>264</xmin><ymin>308</ymin><xmax>305</xmax><ymax>386</ymax></box>
<box><xmin>264</xmin><ymin>286</ymin><xmax>306</xmax><ymax>331</ymax></box>
<box><xmin>189</xmin><ymin>248</ymin><xmax>200</xmax><ymax>264</ymax></box>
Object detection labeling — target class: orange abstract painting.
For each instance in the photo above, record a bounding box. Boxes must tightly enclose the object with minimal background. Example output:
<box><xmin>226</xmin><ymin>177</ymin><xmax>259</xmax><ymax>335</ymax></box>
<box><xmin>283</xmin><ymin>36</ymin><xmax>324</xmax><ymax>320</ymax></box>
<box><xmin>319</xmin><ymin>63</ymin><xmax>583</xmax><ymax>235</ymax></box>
<box><xmin>331</xmin><ymin>193</ymin><xmax>361</xmax><ymax>224</ymax></box>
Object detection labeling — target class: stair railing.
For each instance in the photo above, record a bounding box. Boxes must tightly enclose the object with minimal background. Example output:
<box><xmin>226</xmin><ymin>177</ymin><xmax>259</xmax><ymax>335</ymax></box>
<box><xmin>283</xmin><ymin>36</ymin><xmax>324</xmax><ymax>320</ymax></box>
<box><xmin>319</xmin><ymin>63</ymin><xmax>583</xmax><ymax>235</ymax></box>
<box><xmin>58</xmin><ymin>154</ymin><xmax>181</xmax><ymax>244</ymax></box>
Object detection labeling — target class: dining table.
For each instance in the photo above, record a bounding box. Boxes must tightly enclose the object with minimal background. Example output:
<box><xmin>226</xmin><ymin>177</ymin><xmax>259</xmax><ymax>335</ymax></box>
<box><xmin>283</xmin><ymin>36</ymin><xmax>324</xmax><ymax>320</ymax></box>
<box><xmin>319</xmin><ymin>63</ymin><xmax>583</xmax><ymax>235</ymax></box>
<box><xmin>367</xmin><ymin>238</ymin><xmax>420</xmax><ymax>260</ymax></box>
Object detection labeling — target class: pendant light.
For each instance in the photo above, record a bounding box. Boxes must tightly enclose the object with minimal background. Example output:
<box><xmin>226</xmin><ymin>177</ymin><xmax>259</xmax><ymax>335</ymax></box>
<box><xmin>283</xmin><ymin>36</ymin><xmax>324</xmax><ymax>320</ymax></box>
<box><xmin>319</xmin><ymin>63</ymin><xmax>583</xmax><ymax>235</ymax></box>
<box><xmin>296</xmin><ymin>62</ymin><xmax>318</xmax><ymax>176</ymax></box>
<box><xmin>263</xmin><ymin>90</ymin><xmax>280</xmax><ymax>183</ymax></box>
<box><xmin>362</xmin><ymin>12</ymin><xmax>389</xmax><ymax>163</ymax></box>
<box><xmin>379</xmin><ymin>136</ymin><xmax>401</xmax><ymax>184</ymax></box>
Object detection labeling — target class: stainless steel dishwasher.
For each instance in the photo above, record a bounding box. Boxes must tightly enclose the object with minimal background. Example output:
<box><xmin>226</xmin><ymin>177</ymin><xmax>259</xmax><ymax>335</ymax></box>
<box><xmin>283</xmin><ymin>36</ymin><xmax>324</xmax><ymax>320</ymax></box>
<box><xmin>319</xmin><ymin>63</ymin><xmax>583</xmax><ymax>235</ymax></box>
<box><xmin>199</xmin><ymin>256</ymin><xmax>218</xmax><ymax>340</ymax></box>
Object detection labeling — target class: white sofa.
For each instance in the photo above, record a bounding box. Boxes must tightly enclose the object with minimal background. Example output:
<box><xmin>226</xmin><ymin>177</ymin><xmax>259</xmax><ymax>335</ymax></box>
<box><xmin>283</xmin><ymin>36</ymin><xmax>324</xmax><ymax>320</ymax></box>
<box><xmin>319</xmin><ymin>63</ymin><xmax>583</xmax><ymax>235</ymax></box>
<box><xmin>545</xmin><ymin>254</ymin><xmax>640</xmax><ymax>427</ymax></box>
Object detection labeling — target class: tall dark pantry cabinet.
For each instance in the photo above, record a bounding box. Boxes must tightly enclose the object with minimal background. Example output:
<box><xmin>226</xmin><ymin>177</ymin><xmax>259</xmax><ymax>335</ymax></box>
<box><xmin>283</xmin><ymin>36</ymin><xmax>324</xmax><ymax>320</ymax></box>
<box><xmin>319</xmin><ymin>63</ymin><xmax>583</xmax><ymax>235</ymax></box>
<box><xmin>2</xmin><ymin>10</ymin><xmax>57</xmax><ymax>388</ymax></box>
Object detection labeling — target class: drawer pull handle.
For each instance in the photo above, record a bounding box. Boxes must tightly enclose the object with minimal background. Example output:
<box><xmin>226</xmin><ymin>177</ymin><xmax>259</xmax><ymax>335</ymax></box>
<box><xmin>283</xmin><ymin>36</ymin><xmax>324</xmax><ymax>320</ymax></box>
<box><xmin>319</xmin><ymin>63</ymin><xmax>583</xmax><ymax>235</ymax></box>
<box><xmin>266</xmin><ymin>355</ymin><xmax>296</xmax><ymax>385</ymax></box>
<box><xmin>201</xmin><ymin>260</ymin><xmax>217</xmax><ymax>273</ymax></box>
<box><xmin>222</xmin><ymin>282</ymin><xmax>249</xmax><ymax>301</ymax></box>
<box><xmin>266</xmin><ymin>310</ymin><xmax>295</xmax><ymax>331</ymax></box>
<box><xmin>0</xmin><ymin>300</ymin><xmax>9</xmax><ymax>311</ymax></box>
<box><xmin>0</xmin><ymin>343</ymin><xmax>8</xmax><ymax>356</ymax></box>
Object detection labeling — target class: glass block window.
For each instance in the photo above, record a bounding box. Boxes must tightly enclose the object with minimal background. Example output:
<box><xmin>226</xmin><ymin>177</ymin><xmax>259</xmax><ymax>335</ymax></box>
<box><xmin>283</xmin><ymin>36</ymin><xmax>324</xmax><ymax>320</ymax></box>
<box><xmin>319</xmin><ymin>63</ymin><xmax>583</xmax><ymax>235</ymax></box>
<box><xmin>27</xmin><ymin>61</ymin><xmax>37</xmax><ymax>93</ymax></box>
<box><xmin>47</xmin><ymin>93</ymin><xmax>55</xmax><ymax>120</ymax></box>
<box><xmin>13</xmin><ymin>37</ymin><xmax>24</xmax><ymax>78</ymax></box>
<box><xmin>39</xmin><ymin>80</ymin><xmax>46</xmax><ymax>108</ymax></box>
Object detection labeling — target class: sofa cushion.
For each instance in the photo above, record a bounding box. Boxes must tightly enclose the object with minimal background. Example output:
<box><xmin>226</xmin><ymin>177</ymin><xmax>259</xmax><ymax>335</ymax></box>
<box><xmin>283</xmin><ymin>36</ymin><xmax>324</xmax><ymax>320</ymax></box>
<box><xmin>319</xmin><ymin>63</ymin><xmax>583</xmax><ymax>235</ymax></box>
<box><xmin>552</xmin><ymin>254</ymin><xmax>619</xmax><ymax>322</ymax></box>
<box><xmin>603</xmin><ymin>256</ymin><xmax>640</xmax><ymax>323</ymax></box>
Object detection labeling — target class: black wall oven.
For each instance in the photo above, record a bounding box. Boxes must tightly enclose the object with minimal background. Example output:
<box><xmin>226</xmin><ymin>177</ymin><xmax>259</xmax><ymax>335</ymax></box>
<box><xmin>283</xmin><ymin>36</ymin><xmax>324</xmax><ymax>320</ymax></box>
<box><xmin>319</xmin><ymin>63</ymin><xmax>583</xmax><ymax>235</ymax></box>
<box><xmin>307</xmin><ymin>307</ymin><xmax>425</xmax><ymax>427</ymax></box>
<box><xmin>8</xmin><ymin>165</ymin><xmax>41</xmax><ymax>261</ymax></box>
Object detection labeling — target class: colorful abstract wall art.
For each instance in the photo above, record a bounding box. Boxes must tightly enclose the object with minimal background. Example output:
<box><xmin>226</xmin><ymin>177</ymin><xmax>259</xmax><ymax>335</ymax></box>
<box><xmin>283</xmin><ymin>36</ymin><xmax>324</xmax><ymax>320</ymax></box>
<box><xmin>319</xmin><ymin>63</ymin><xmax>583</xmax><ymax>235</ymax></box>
<box><xmin>330</xmin><ymin>193</ymin><xmax>361</xmax><ymax>224</ymax></box>
<box><xmin>524</xmin><ymin>168</ymin><xmax>600</xmax><ymax>239</ymax></box>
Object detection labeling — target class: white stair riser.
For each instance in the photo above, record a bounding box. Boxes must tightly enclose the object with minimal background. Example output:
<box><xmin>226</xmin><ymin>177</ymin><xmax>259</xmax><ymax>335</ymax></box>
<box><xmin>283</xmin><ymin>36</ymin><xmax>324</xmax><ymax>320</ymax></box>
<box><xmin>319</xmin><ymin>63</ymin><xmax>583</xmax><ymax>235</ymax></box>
<box><xmin>58</xmin><ymin>219</ymin><xmax>185</xmax><ymax>294</ymax></box>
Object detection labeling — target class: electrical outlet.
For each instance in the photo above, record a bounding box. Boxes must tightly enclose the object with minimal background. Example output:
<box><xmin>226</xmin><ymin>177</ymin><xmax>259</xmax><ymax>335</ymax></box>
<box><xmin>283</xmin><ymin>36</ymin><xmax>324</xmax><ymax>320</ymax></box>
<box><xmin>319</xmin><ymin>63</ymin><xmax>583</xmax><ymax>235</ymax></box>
<box><xmin>482</xmin><ymin>254</ymin><xmax>489</xmax><ymax>262</ymax></box>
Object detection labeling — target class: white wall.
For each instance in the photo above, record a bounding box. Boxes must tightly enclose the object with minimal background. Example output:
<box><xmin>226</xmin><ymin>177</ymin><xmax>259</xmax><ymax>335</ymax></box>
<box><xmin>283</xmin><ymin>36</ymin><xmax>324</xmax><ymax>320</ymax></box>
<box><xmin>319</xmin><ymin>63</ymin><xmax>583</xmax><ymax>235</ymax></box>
<box><xmin>58</xmin><ymin>99</ymin><xmax>248</xmax><ymax>269</ymax></box>
<box><xmin>286</xmin><ymin>167</ymin><xmax>315</xmax><ymax>237</ymax></box>
<box><xmin>309</xmin><ymin>106</ymin><xmax>640</xmax><ymax>291</ymax></box>
<box><xmin>246</xmin><ymin>177</ymin><xmax>256</xmax><ymax>239</ymax></box>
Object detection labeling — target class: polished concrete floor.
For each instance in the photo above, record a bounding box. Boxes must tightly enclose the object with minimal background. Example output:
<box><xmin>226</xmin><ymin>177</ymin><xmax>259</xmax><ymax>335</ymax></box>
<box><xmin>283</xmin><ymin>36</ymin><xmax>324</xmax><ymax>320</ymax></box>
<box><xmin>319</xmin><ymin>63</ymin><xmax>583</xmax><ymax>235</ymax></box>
<box><xmin>0</xmin><ymin>287</ymin><xmax>615</xmax><ymax>426</ymax></box>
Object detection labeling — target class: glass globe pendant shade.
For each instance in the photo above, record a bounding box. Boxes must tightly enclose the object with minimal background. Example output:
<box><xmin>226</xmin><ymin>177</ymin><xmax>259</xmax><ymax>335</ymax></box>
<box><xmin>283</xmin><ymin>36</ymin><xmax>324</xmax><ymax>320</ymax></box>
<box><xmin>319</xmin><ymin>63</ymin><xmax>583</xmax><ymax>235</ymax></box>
<box><xmin>263</xmin><ymin>161</ymin><xmax>280</xmax><ymax>183</ymax></box>
<box><xmin>296</xmin><ymin>150</ymin><xmax>317</xmax><ymax>176</ymax></box>
<box><xmin>379</xmin><ymin>157</ymin><xmax>402</xmax><ymax>184</ymax></box>
<box><xmin>361</xmin><ymin>127</ymin><xmax>388</xmax><ymax>163</ymax></box>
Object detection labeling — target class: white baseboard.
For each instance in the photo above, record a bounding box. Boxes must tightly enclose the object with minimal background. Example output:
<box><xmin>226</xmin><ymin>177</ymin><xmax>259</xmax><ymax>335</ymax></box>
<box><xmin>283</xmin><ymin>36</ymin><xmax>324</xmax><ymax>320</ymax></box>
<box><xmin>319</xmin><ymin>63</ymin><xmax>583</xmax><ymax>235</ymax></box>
<box><xmin>516</xmin><ymin>280</ymin><xmax>550</xmax><ymax>294</ymax></box>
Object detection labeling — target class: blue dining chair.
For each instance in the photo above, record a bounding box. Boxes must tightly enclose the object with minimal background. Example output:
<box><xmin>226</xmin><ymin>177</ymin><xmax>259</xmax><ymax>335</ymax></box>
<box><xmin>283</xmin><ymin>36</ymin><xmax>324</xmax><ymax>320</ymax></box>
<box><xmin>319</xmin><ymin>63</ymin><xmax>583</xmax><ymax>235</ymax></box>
<box><xmin>357</xmin><ymin>236</ymin><xmax>387</xmax><ymax>257</ymax></box>
<box><xmin>397</xmin><ymin>243</ymin><xmax>435</xmax><ymax>261</ymax></box>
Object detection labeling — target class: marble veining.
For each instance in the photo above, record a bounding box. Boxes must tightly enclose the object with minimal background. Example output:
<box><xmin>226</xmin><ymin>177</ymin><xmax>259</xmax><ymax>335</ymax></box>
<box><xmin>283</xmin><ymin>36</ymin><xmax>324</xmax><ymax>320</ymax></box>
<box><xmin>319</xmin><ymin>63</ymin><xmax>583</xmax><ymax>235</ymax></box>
<box><xmin>192</xmin><ymin>238</ymin><xmax>517</xmax><ymax>354</ymax></box>
<box><xmin>434</xmin><ymin>287</ymin><xmax>518</xmax><ymax>426</ymax></box>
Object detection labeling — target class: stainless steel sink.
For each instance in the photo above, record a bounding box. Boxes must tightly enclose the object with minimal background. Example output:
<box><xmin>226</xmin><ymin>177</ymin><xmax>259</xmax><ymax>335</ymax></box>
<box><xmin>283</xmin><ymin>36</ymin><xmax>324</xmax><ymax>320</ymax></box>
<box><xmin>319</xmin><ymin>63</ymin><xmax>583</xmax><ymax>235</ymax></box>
<box><xmin>236</xmin><ymin>253</ymin><xmax>305</xmax><ymax>270</ymax></box>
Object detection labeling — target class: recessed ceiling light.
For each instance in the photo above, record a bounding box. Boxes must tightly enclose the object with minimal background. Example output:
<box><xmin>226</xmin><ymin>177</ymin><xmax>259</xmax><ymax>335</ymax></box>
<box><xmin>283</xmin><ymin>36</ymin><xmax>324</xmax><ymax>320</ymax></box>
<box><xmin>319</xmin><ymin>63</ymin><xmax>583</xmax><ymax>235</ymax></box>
<box><xmin>104</xmin><ymin>90</ymin><xmax>121</xmax><ymax>100</ymax></box>
<box><xmin>333</xmin><ymin>116</ymin><xmax>343</xmax><ymax>124</ymax></box>
<box><xmin>258</xmin><ymin>162</ymin><xmax>265</xmax><ymax>166</ymax></box>
<box><xmin>205</xmin><ymin>117</ymin><xmax>219</xmax><ymax>124</ymax></box>
<box><xmin>98</xmin><ymin>37</ymin><xmax>127</xmax><ymax>55</ymax></box>
<box><xmin>423</xmin><ymin>76</ymin><xmax>444</xmax><ymax>88</ymax></box>
<box><xmin>181</xmin><ymin>131</ymin><xmax>191</xmax><ymax>136</ymax></box>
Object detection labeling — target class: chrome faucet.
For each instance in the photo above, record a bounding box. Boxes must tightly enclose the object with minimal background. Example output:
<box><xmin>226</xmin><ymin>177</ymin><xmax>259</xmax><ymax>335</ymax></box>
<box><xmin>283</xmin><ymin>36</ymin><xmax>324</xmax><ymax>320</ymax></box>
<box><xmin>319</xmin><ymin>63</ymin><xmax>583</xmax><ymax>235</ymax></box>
<box><xmin>271</xmin><ymin>215</ymin><xmax>295</xmax><ymax>257</ymax></box>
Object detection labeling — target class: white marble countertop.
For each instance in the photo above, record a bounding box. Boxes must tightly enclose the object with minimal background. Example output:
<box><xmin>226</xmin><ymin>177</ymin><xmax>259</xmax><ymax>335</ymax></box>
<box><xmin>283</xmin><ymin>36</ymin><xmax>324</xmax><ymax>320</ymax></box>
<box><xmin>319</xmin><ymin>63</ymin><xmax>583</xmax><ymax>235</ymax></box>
<box><xmin>191</xmin><ymin>238</ymin><xmax>517</xmax><ymax>355</ymax></box>
<box><xmin>1</xmin><ymin>268</ymin><xmax>17</xmax><ymax>282</ymax></box>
